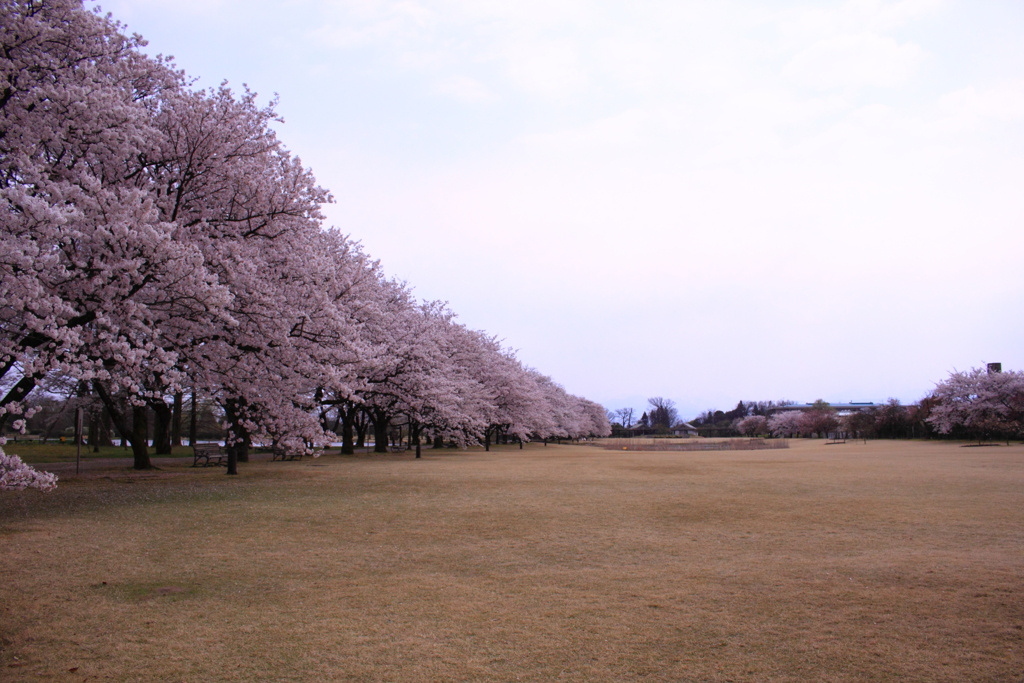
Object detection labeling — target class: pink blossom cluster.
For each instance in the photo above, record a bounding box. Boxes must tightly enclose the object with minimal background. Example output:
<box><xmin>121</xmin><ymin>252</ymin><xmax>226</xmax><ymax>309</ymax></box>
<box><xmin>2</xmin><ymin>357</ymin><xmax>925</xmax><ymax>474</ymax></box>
<box><xmin>736</xmin><ymin>415</ymin><xmax>768</xmax><ymax>436</ymax></box>
<box><xmin>0</xmin><ymin>444</ymin><xmax>58</xmax><ymax>492</ymax></box>
<box><xmin>766</xmin><ymin>407</ymin><xmax>839</xmax><ymax>438</ymax></box>
<box><xmin>0</xmin><ymin>1</ymin><xmax>610</xmax><ymax>469</ymax></box>
<box><xmin>766</xmin><ymin>411</ymin><xmax>805</xmax><ymax>438</ymax></box>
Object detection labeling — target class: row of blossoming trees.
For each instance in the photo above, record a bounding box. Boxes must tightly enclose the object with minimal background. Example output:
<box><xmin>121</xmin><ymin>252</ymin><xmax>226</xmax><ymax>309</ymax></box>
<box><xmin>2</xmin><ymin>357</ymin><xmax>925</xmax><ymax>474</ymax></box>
<box><xmin>0</xmin><ymin>0</ymin><xmax>610</xmax><ymax>478</ymax></box>
<box><xmin>732</xmin><ymin>367</ymin><xmax>1024</xmax><ymax>442</ymax></box>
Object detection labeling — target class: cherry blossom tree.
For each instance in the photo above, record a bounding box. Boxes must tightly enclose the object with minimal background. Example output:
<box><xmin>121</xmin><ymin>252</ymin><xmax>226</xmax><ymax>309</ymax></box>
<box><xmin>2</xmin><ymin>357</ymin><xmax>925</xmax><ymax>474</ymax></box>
<box><xmin>802</xmin><ymin>400</ymin><xmax>838</xmax><ymax>438</ymax></box>
<box><xmin>736</xmin><ymin>415</ymin><xmax>768</xmax><ymax>436</ymax></box>
<box><xmin>526</xmin><ymin>372</ymin><xmax>609</xmax><ymax>441</ymax></box>
<box><xmin>135</xmin><ymin>81</ymin><xmax>346</xmax><ymax>470</ymax></box>
<box><xmin>928</xmin><ymin>367</ymin><xmax>1024</xmax><ymax>442</ymax></box>
<box><xmin>579</xmin><ymin>398</ymin><xmax>612</xmax><ymax>438</ymax></box>
<box><xmin>767</xmin><ymin>411</ymin><xmax>804</xmax><ymax>438</ymax></box>
<box><xmin>1</xmin><ymin>1</ymin><xmax>191</xmax><ymax>426</ymax></box>
<box><xmin>0</xmin><ymin>2</ymin><xmax>235</xmax><ymax>473</ymax></box>
<box><xmin>416</xmin><ymin>322</ymin><xmax>501</xmax><ymax>452</ymax></box>
<box><xmin>2</xmin><ymin>1</ymin><xmax>611</xmax><ymax>472</ymax></box>
<box><xmin>471</xmin><ymin>348</ymin><xmax>545</xmax><ymax>450</ymax></box>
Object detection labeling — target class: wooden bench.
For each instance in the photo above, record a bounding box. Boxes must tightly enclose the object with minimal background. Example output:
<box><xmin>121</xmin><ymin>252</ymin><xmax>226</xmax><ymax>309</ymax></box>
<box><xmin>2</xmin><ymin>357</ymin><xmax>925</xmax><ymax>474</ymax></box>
<box><xmin>192</xmin><ymin>443</ymin><xmax>228</xmax><ymax>467</ymax></box>
<box><xmin>271</xmin><ymin>445</ymin><xmax>304</xmax><ymax>461</ymax></box>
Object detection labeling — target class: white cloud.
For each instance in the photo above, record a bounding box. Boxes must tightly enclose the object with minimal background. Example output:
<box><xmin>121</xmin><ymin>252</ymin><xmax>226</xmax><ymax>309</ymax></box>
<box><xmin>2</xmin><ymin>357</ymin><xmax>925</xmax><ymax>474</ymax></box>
<box><xmin>783</xmin><ymin>33</ymin><xmax>926</xmax><ymax>90</ymax></box>
<box><xmin>846</xmin><ymin>0</ymin><xmax>944</xmax><ymax>32</ymax></box>
<box><xmin>502</xmin><ymin>38</ymin><xmax>586</xmax><ymax>98</ymax></box>
<box><xmin>434</xmin><ymin>75</ymin><xmax>496</xmax><ymax>102</ymax></box>
<box><xmin>938</xmin><ymin>81</ymin><xmax>1024</xmax><ymax>129</ymax></box>
<box><xmin>779</xmin><ymin>0</ymin><xmax>943</xmax><ymax>40</ymax></box>
<box><xmin>517</xmin><ymin>108</ymin><xmax>658</xmax><ymax>150</ymax></box>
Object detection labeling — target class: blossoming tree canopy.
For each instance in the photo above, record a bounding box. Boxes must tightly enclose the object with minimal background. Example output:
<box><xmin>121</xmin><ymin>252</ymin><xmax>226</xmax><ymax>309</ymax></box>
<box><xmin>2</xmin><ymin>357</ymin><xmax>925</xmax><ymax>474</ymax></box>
<box><xmin>0</xmin><ymin>1</ymin><xmax>611</xmax><ymax>471</ymax></box>
<box><xmin>737</xmin><ymin>415</ymin><xmax>768</xmax><ymax>436</ymax></box>
<box><xmin>927</xmin><ymin>367</ymin><xmax>1024</xmax><ymax>440</ymax></box>
<box><xmin>1</xmin><ymin>0</ymin><xmax>222</xmax><ymax>426</ymax></box>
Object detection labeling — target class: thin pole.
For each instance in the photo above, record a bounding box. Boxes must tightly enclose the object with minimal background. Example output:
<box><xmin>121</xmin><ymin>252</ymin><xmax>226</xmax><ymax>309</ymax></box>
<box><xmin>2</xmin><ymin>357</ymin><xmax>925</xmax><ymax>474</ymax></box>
<box><xmin>75</xmin><ymin>407</ymin><xmax>83</xmax><ymax>475</ymax></box>
<box><xmin>189</xmin><ymin>390</ymin><xmax>198</xmax><ymax>447</ymax></box>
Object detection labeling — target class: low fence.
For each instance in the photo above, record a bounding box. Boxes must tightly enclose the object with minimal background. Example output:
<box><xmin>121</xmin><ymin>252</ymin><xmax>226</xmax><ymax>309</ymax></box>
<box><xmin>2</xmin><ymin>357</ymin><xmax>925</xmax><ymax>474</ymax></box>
<box><xmin>603</xmin><ymin>438</ymin><xmax>789</xmax><ymax>452</ymax></box>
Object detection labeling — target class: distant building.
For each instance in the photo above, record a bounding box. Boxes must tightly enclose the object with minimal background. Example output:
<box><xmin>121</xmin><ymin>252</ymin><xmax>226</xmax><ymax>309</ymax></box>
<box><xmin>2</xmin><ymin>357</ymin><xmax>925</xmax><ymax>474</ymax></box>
<box><xmin>766</xmin><ymin>402</ymin><xmax>878</xmax><ymax>416</ymax></box>
<box><xmin>672</xmin><ymin>422</ymin><xmax>699</xmax><ymax>437</ymax></box>
<box><xmin>610</xmin><ymin>422</ymin><xmax>699</xmax><ymax>438</ymax></box>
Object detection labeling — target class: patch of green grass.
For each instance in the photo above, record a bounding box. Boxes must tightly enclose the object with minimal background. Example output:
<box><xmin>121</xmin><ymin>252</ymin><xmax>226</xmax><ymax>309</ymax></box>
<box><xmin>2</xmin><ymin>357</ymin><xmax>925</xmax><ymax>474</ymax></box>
<box><xmin>2</xmin><ymin>441</ymin><xmax>140</xmax><ymax>464</ymax></box>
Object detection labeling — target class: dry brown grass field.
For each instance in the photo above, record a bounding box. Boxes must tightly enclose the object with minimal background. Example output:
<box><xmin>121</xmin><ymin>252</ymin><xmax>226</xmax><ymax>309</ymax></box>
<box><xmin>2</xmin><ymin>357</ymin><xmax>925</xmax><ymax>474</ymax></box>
<box><xmin>1</xmin><ymin>439</ymin><xmax>1022</xmax><ymax>682</ymax></box>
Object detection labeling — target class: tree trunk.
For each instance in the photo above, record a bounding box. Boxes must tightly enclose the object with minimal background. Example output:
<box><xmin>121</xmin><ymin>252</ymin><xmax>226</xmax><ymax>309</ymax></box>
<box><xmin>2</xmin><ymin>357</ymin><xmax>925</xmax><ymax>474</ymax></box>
<box><xmin>485</xmin><ymin>428</ymin><xmax>491</xmax><ymax>452</ymax></box>
<box><xmin>341</xmin><ymin>419</ymin><xmax>355</xmax><ymax>455</ymax></box>
<box><xmin>170</xmin><ymin>392</ymin><xmax>183</xmax><ymax>447</ymax></box>
<box><xmin>237</xmin><ymin>433</ymin><xmax>249</xmax><ymax>464</ymax></box>
<box><xmin>92</xmin><ymin>380</ymin><xmax>152</xmax><ymax>468</ymax></box>
<box><xmin>188</xmin><ymin>390</ymin><xmax>198</xmax><ymax>447</ymax></box>
<box><xmin>224</xmin><ymin>398</ymin><xmax>251</xmax><ymax>467</ymax></box>
<box><xmin>98</xmin><ymin>409</ymin><xmax>114</xmax><ymax>448</ymax></box>
<box><xmin>314</xmin><ymin>387</ymin><xmax>329</xmax><ymax>433</ymax></box>
<box><xmin>153</xmin><ymin>401</ymin><xmax>172</xmax><ymax>455</ymax></box>
<box><xmin>433</xmin><ymin>435</ymin><xmax>443</xmax><ymax>449</ymax></box>
<box><xmin>332</xmin><ymin>402</ymin><xmax>361</xmax><ymax>455</ymax></box>
<box><xmin>340</xmin><ymin>405</ymin><xmax>356</xmax><ymax>455</ymax></box>
<box><xmin>131</xmin><ymin>405</ymin><xmax>152</xmax><ymax>470</ymax></box>
<box><xmin>410</xmin><ymin>421</ymin><xmax>421</xmax><ymax>459</ymax></box>
<box><xmin>354</xmin><ymin>411</ymin><xmax>368</xmax><ymax>448</ymax></box>
<box><xmin>88</xmin><ymin>411</ymin><xmax>99</xmax><ymax>452</ymax></box>
<box><xmin>372</xmin><ymin>411</ymin><xmax>389</xmax><ymax>454</ymax></box>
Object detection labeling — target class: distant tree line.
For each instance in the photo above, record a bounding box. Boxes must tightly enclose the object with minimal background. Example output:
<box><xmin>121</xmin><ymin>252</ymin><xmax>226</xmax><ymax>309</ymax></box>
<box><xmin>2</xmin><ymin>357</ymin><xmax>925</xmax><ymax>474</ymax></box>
<box><xmin>689</xmin><ymin>401</ymin><xmax>794</xmax><ymax>437</ymax></box>
<box><xmin>607</xmin><ymin>398</ymin><xmax>681</xmax><ymax>435</ymax></box>
<box><xmin>754</xmin><ymin>399</ymin><xmax>937</xmax><ymax>440</ymax></box>
<box><xmin>606</xmin><ymin>365</ymin><xmax>1024</xmax><ymax>443</ymax></box>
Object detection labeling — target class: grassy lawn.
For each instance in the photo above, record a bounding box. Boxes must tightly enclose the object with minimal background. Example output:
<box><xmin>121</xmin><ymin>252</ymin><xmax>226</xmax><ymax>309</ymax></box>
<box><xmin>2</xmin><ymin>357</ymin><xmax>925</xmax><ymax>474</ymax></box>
<box><xmin>1</xmin><ymin>440</ymin><xmax>1022</xmax><ymax>682</ymax></box>
<box><xmin>1</xmin><ymin>440</ymin><xmax>143</xmax><ymax>464</ymax></box>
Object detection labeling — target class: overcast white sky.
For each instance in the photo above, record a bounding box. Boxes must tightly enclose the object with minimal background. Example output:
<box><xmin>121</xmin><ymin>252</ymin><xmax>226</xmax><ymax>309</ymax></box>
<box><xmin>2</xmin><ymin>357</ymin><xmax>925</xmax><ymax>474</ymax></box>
<box><xmin>99</xmin><ymin>0</ymin><xmax>1024</xmax><ymax>419</ymax></box>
